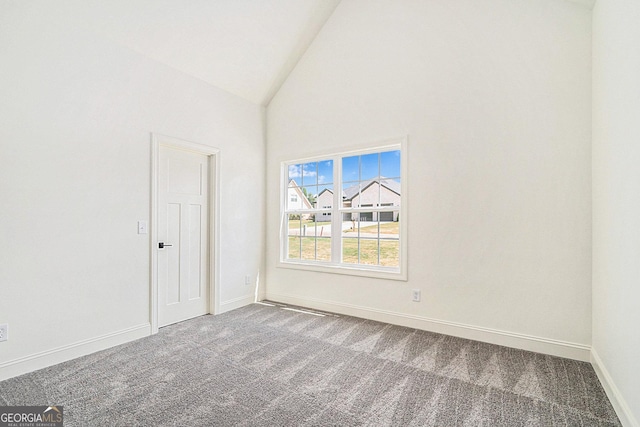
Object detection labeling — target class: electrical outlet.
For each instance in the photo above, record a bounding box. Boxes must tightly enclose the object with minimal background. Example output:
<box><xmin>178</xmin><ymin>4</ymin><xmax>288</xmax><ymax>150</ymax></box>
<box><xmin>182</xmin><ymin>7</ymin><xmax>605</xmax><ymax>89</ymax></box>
<box><xmin>412</xmin><ymin>289</ymin><xmax>421</xmax><ymax>302</ymax></box>
<box><xmin>245</xmin><ymin>275</ymin><xmax>251</xmax><ymax>286</ymax></box>
<box><xmin>0</xmin><ymin>324</ymin><xmax>8</xmax><ymax>342</ymax></box>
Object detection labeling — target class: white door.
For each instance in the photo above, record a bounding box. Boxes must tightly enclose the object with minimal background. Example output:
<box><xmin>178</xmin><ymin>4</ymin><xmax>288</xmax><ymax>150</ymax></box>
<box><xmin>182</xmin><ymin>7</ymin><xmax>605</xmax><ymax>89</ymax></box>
<box><xmin>157</xmin><ymin>145</ymin><xmax>209</xmax><ymax>327</ymax></box>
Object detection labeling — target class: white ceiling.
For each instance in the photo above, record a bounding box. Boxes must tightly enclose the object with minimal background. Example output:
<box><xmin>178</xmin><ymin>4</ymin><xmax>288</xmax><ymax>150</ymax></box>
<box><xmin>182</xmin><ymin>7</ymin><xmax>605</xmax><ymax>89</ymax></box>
<box><xmin>70</xmin><ymin>0</ymin><xmax>341</xmax><ymax>105</ymax></box>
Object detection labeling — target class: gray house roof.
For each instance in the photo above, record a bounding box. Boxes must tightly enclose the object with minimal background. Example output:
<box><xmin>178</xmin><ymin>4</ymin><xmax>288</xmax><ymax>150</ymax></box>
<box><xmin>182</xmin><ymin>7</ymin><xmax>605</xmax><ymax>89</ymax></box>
<box><xmin>317</xmin><ymin>188</ymin><xmax>333</xmax><ymax>197</ymax></box>
<box><xmin>317</xmin><ymin>177</ymin><xmax>400</xmax><ymax>200</ymax></box>
<box><xmin>343</xmin><ymin>177</ymin><xmax>400</xmax><ymax>201</ymax></box>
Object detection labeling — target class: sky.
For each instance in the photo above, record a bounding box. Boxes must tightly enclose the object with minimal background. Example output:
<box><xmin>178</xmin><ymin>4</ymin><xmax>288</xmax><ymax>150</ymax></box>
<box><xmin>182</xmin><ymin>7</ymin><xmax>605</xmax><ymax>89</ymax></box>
<box><xmin>288</xmin><ymin>150</ymin><xmax>400</xmax><ymax>196</ymax></box>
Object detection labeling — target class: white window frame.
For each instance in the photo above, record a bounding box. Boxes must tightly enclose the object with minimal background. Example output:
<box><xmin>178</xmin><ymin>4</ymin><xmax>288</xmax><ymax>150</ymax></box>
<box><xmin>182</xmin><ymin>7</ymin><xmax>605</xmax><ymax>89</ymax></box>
<box><xmin>278</xmin><ymin>137</ymin><xmax>408</xmax><ymax>281</ymax></box>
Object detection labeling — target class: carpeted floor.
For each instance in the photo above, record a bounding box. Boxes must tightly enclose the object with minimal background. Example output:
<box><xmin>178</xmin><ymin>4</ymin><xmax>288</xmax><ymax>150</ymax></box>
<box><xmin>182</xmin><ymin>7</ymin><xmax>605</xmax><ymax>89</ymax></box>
<box><xmin>0</xmin><ymin>302</ymin><xmax>621</xmax><ymax>426</ymax></box>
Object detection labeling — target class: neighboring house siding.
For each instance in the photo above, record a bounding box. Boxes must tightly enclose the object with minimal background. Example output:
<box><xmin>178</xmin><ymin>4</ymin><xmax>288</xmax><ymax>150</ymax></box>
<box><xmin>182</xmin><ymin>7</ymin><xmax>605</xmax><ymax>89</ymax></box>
<box><xmin>316</xmin><ymin>178</ymin><xmax>401</xmax><ymax>222</ymax></box>
<box><xmin>316</xmin><ymin>190</ymin><xmax>333</xmax><ymax>221</ymax></box>
<box><xmin>288</xmin><ymin>180</ymin><xmax>313</xmax><ymax>218</ymax></box>
<box><xmin>349</xmin><ymin>183</ymin><xmax>400</xmax><ymax>222</ymax></box>
<box><xmin>288</xmin><ymin>186</ymin><xmax>307</xmax><ymax>210</ymax></box>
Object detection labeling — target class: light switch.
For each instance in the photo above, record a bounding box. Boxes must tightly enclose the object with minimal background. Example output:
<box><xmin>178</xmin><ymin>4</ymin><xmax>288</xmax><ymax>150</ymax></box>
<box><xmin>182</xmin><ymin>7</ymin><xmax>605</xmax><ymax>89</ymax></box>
<box><xmin>138</xmin><ymin>220</ymin><xmax>148</xmax><ymax>234</ymax></box>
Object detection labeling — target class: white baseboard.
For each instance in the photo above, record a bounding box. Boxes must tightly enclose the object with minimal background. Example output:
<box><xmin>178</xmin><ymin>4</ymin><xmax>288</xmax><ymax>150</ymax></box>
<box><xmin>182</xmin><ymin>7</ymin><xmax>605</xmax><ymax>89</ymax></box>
<box><xmin>218</xmin><ymin>295</ymin><xmax>255</xmax><ymax>314</ymax></box>
<box><xmin>591</xmin><ymin>348</ymin><xmax>639</xmax><ymax>427</ymax></box>
<box><xmin>265</xmin><ymin>292</ymin><xmax>591</xmax><ymax>362</ymax></box>
<box><xmin>0</xmin><ymin>323</ymin><xmax>151</xmax><ymax>382</ymax></box>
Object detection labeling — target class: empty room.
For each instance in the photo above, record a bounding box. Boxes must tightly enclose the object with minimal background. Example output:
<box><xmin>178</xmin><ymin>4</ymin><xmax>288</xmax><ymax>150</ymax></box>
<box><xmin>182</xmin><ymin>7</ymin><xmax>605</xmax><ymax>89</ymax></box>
<box><xmin>0</xmin><ymin>0</ymin><xmax>638</xmax><ymax>425</ymax></box>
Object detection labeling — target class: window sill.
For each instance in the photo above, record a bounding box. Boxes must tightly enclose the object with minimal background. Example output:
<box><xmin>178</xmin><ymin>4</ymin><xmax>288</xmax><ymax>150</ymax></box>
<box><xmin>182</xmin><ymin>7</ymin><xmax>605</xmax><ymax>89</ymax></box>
<box><xmin>277</xmin><ymin>260</ymin><xmax>407</xmax><ymax>281</ymax></box>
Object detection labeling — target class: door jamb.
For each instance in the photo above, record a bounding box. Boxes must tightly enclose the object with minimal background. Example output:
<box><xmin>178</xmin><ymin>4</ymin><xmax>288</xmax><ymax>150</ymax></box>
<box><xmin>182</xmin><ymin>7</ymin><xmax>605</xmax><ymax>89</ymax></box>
<box><xmin>150</xmin><ymin>133</ymin><xmax>221</xmax><ymax>334</ymax></box>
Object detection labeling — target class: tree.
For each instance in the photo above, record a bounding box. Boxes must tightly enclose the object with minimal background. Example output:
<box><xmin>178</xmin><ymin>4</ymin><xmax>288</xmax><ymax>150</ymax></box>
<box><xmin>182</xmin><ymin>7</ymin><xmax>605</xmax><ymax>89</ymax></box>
<box><xmin>302</xmin><ymin>187</ymin><xmax>317</xmax><ymax>207</ymax></box>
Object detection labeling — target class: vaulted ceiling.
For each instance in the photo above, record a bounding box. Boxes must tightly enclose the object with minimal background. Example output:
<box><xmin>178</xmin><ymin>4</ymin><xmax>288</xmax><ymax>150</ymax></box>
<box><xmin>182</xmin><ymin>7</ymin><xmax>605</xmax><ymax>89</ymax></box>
<box><xmin>69</xmin><ymin>0</ymin><xmax>341</xmax><ymax>105</ymax></box>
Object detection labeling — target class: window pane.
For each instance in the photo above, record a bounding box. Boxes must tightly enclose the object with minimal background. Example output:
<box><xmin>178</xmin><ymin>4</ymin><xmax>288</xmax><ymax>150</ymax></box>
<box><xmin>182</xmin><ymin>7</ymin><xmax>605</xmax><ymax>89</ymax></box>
<box><xmin>378</xmin><ymin>209</ymin><xmax>397</xmax><ymax>223</ymax></box>
<box><xmin>301</xmin><ymin>236</ymin><xmax>316</xmax><ymax>260</ymax></box>
<box><xmin>380</xmin><ymin>212</ymin><xmax>400</xmax><ymax>267</ymax></box>
<box><xmin>342</xmin><ymin>216</ymin><xmax>358</xmax><ymax>234</ymax></box>
<box><xmin>358</xmin><ymin>207</ymin><xmax>374</xmax><ymax>222</ymax></box>
<box><xmin>288</xmin><ymin>237</ymin><xmax>300</xmax><ymax>259</ymax></box>
<box><xmin>288</xmin><ymin>214</ymin><xmax>301</xmax><ymax>234</ymax></box>
<box><xmin>342</xmin><ymin>217</ymin><xmax>361</xmax><ymax>265</ymax></box>
<box><xmin>356</xmin><ymin>219</ymin><xmax>378</xmax><ymax>236</ymax></box>
<box><xmin>342</xmin><ymin>156</ymin><xmax>359</xmax><ymax>182</ymax></box>
<box><xmin>287</xmin><ymin>181</ymin><xmax>303</xmax><ymax>210</ymax></box>
<box><xmin>359</xmin><ymin>238</ymin><xmax>379</xmax><ymax>265</ymax></box>
<box><xmin>298</xmin><ymin>219</ymin><xmax>312</xmax><ymax>237</ymax></box>
<box><xmin>380</xmin><ymin>239</ymin><xmax>400</xmax><ymax>267</ymax></box>
<box><xmin>316</xmin><ymin>185</ymin><xmax>334</xmax><ymax>220</ymax></box>
<box><xmin>359</xmin><ymin>181</ymin><xmax>380</xmax><ymax>207</ymax></box>
<box><xmin>318</xmin><ymin>160</ymin><xmax>333</xmax><ymax>185</ymax></box>
<box><xmin>380</xmin><ymin>178</ymin><xmax>401</xmax><ymax>207</ymax></box>
<box><xmin>302</xmin><ymin>186</ymin><xmax>317</xmax><ymax>209</ymax></box>
<box><xmin>315</xmin><ymin>216</ymin><xmax>332</xmax><ymax>232</ymax></box>
<box><xmin>342</xmin><ymin>181</ymin><xmax>359</xmax><ymax>208</ymax></box>
<box><xmin>316</xmin><ymin>212</ymin><xmax>332</xmax><ymax>223</ymax></box>
<box><xmin>342</xmin><ymin>237</ymin><xmax>358</xmax><ymax>264</ymax></box>
<box><xmin>287</xmin><ymin>214</ymin><xmax>301</xmax><ymax>260</ymax></box>
<box><xmin>288</xmin><ymin>164</ymin><xmax>302</xmax><ymax>186</ymax></box>
<box><xmin>301</xmin><ymin>162</ymin><xmax>318</xmax><ymax>186</ymax></box>
<box><xmin>317</xmin><ymin>237</ymin><xmax>331</xmax><ymax>261</ymax></box>
<box><xmin>380</xmin><ymin>150</ymin><xmax>401</xmax><ymax>179</ymax></box>
<box><xmin>380</xmin><ymin>211</ymin><xmax>400</xmax><ymax>233</ymax></box>
<box><xmin>361</xmin><ymin>152</ymin><xmax>380</xmax><ymax>181</ymax></box>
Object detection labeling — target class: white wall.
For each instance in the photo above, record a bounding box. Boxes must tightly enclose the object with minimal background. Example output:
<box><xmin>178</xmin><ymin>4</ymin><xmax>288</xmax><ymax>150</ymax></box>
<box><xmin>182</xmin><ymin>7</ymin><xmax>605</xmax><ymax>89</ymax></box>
<box><xmin>266</xmin><ymin>0</ymin><xmax>593</xmax><ymax>359</ymax></box>
<box><xmin>592</xmin><ymin>0</ymin><xmax>640</xmax><ymax>424</ymax></box>
<box><xmin>0</xmin><ymin>2</ymin><xmax>264</xmax><ymax>379</ymax></box>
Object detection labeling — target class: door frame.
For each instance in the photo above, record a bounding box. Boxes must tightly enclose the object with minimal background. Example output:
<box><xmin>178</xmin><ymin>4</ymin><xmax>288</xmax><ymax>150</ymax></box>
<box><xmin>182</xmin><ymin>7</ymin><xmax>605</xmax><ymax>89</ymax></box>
<box><xmin>150</xmin><ymin>133</ymin><xmax>221</xmax><ymax>334</ymax></box>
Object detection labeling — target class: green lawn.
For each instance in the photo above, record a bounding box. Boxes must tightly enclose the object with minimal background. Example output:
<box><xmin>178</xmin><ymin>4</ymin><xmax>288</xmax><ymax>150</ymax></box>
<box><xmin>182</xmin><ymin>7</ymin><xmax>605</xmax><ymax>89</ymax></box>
<box><xmin>342</xmin><ymin>238</ymin><xmax>399</xmax><ymax>266</ymax></box>
<box><xmin>354</xmin><ymin>221</ymin><xmax>399</xmax><ymax>235</ymax></box>
<box><xmin>288</xmin><ymin>236</ymin><xmax>399</xmax><ymax>267</ymax></box>
<box><xmin>288</xmin><ymin>220</ymin><xmax>331</xmax><ymax>230</ymax></box>
<box><xmin>288</xmin><ymin>237</ymin><xmax>331</xmax><ymax>261</ymax></box>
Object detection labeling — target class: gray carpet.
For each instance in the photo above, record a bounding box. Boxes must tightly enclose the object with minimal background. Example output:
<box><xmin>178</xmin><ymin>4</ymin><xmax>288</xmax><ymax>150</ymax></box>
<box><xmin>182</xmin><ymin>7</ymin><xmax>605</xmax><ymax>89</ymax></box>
<box><xmin>0</xmin><ymin>302</ymin><xmax>621</xmax><ymax>426</ymax></box>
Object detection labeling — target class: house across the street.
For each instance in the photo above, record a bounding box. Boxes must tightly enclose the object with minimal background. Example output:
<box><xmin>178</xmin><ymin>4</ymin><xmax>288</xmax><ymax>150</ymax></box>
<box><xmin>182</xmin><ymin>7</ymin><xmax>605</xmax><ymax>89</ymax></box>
<box><xmin>315</xmin><ymin>177</ymin><xmax>400</xmax><ymax>222</ymax></box>
<box><xmin>287</xmin><ymin>180</ymin><xmax>313</xmax><ymax>219</ymax></box>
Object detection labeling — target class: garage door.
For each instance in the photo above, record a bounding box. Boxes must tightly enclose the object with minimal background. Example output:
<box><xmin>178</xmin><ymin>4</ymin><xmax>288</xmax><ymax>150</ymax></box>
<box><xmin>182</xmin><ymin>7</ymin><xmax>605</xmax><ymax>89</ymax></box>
<box><xmin>380</xmin><ymin>211</ymin><xmax>394</xmax><ymax>221</ymax></box>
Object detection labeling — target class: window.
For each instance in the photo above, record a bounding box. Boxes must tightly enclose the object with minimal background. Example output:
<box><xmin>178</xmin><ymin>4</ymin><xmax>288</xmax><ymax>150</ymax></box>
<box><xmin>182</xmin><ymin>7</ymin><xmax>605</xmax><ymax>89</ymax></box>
<box><xmin>280</xmin><ymin>138</ymin><xmax>406</xmax><ymax>280</ymax></box>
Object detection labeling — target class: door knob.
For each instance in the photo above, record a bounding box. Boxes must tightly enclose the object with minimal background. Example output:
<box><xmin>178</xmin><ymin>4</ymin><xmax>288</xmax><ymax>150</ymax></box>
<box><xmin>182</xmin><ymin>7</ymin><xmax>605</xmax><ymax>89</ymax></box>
<box><xmin>158</xmin><ymin>242</ymin><xmax>173</xmax><ymax>249</ymax></box>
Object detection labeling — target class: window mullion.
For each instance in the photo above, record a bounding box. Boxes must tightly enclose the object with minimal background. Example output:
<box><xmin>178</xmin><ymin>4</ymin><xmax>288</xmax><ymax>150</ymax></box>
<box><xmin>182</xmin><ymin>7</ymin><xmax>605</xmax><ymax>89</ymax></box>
<box><xmin>331</xmin><ymin>155</ymin><xmax>342</xmax><ymax>264</ymax></box>
<box><xmin>282</xmin><ymin>166</ymin><xmax>288</xmax><ymax>262</ymax></box>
